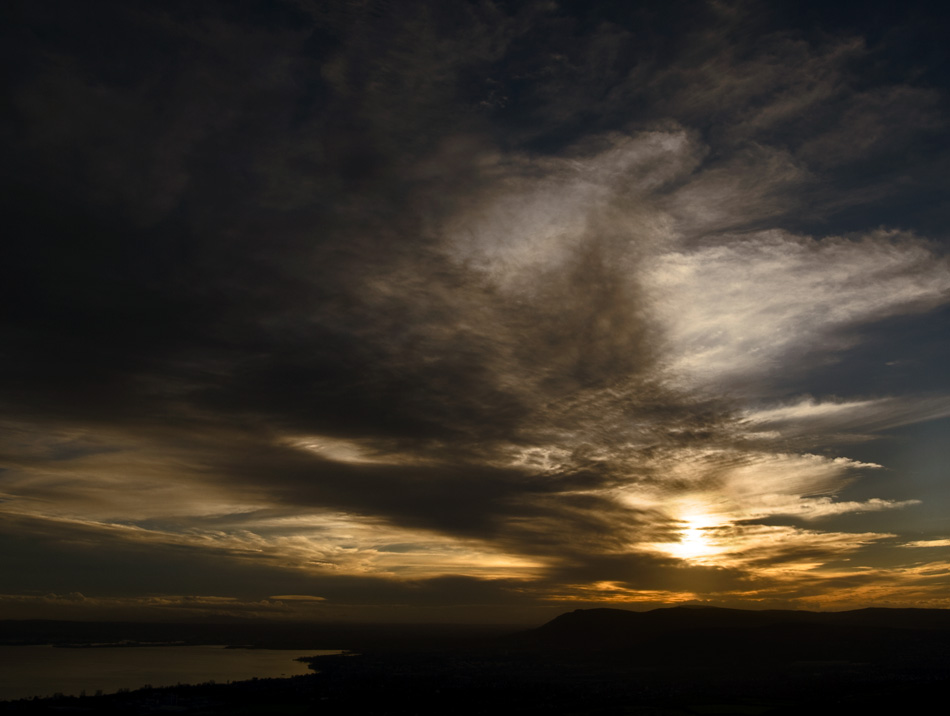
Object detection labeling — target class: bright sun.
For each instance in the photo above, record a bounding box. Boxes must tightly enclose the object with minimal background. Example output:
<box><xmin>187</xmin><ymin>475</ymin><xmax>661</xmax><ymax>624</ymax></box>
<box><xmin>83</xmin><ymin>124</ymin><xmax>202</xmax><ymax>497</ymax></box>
<box><xmin>661</xmin><ymin>513</ymin><xmax>723</xmax><ymax>562</ymax></box>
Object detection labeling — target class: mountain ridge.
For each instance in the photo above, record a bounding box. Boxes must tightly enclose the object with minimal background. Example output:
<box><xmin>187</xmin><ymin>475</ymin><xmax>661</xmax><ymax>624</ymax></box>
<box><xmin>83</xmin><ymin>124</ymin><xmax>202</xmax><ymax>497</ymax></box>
<box><xmin>508</xmin><ymin>605</ymin><xmax>950</xmax><ymax>662</ymax></box>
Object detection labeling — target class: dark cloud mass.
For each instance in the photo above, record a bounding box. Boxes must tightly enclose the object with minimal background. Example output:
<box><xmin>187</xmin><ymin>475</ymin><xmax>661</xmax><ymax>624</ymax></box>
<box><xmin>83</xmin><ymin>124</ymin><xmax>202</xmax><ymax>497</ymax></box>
<box><xmin>2</xmin><ymin>0</ymin><xmax>950</xmax><ymax>621</ymax></box>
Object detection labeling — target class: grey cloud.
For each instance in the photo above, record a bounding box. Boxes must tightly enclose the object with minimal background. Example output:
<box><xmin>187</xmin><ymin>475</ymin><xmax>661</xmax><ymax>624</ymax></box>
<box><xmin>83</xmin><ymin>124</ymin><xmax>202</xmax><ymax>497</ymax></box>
<box><xmin>542</xmin><ymin>551</ymin><xmax>757</xmax><ymax>595</ymax></box>
<box><xmin>797</xmin><ymin>85</ymin><xmax>943</xmax><ymax>168</ymax></box>
<box><xmin>3</xmin><ymin>0</ymin><xmax>950</xmax><ymax>615</ymax></box>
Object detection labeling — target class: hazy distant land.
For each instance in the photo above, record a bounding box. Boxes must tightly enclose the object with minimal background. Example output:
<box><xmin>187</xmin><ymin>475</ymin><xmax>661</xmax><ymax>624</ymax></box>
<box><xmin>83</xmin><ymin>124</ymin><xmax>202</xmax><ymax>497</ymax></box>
<box><xmin>2</xmin><ymin>606</ymin><xmax>949</xmax><ymax>714</ymax></box>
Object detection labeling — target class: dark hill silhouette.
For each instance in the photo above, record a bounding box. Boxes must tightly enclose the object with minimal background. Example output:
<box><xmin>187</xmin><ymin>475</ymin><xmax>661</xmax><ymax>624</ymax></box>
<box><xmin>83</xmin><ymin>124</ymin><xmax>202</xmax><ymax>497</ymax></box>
<box><xmin>5</xmin><ymin>608</ymin><xmax>950</xmax><ymax>714</ymax></box>
<box><xmin>507</xmin><ymin>606</ymin><xmax>950</xmax><ymax>664</ymax></box>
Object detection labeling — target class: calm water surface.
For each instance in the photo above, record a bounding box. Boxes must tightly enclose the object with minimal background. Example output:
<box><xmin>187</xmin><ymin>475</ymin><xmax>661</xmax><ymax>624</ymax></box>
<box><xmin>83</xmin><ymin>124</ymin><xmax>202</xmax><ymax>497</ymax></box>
<box><xmin>0</xmin><ymin>645</ymin><xmax>342</xmax><ymax>702</ymax></box>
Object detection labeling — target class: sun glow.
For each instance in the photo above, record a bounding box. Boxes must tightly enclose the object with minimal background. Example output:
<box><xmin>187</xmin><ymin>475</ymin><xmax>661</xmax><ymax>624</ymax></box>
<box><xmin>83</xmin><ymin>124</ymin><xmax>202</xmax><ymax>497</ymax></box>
<box><xmin>657</xmin><ymin>513</ymin><xmax>725</xmax><ymax>563</ymax></box>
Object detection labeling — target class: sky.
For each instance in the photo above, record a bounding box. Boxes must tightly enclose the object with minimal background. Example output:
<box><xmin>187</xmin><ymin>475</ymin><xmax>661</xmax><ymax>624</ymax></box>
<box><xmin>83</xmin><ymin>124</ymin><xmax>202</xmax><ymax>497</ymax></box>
<box><xmin>2</xmin><ymin>0</ymin><xmax>950</xmax><ymax>624</ymax></box>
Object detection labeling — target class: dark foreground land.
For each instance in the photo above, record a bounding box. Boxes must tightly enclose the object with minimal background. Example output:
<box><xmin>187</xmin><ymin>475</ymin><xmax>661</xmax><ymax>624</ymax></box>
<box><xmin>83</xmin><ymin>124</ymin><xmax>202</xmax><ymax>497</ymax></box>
<box><xmin>3</xmin><ymin>606</ymin><xmax>950</xmax><ymax>715</ymax></box>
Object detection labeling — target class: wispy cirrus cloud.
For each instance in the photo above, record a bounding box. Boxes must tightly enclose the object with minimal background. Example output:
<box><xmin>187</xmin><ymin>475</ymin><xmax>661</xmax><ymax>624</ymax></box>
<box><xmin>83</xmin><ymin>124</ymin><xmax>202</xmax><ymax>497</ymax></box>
<box><xmin>645</xmin><ymin>230</ymin><xmax>950</xmax><ymax>391</ymax></box>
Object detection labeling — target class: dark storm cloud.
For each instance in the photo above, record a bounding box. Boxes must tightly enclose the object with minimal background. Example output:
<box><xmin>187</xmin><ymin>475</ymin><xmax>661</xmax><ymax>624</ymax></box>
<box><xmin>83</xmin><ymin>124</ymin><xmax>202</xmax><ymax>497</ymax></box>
<box><xmin>0</xmin><ymin>512</ymin><xmax>546</xmax><ymax>622</ymax></box>
<box><xmin>4</xmin><ymin>0</ymin><xmax>646</xmax><ymax>438</ymax></box>
<box><xmin>3</xmin><ymin>0</ymin><xmax>943</xmax><ymax>433</ymax></box>
<box><xmin>3</xmin><ymin>0</ymin><xmax>950</xmax><ymax>616</ymax></box>
<box><xmin>0</xmin><ymin>512</ymin><xmax>312</xmax><ymax>598</ymax></box>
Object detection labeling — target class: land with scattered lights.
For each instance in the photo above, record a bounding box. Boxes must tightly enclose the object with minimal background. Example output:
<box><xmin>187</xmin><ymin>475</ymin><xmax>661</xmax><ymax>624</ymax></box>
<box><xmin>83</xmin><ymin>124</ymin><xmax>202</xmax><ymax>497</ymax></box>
<box><xmin>3</xmin><ymin>606</ymin><xmax>950</xmax><ymax>714</ymax></box>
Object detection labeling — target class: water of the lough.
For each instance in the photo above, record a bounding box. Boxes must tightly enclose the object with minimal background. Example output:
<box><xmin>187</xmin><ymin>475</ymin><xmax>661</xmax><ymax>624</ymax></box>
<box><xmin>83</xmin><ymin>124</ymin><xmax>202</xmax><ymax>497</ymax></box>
<box><xmin>0</xmin><ymin>645</ymin><xmax>343</xmax><ymax>702</ymax></box>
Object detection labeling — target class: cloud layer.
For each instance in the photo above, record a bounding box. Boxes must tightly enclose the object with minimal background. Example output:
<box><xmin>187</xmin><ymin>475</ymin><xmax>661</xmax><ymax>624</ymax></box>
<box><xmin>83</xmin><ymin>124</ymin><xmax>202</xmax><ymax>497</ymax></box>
<box><xmin>2</xmin><ymin>0</ymin><xmax>950</xmax><ymax>620</ymax></box>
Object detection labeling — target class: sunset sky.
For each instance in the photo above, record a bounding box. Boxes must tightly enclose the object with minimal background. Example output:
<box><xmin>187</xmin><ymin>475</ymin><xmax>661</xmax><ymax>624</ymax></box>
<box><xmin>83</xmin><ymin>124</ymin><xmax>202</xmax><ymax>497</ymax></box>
<box><xmin>3</xmin><ymin>0</ymin><xmax>950</xmax><ymax>624</ymax></box>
